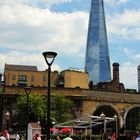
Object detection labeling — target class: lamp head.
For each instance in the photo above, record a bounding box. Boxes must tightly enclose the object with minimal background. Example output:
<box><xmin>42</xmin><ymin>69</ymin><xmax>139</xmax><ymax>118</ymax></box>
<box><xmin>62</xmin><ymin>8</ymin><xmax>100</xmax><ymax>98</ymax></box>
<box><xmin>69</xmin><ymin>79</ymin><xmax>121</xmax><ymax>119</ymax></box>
<box><xmin>100</xmin><ymin>112</ymin><xmax>105</xmax><ymax>120</ymax></box>
<box><xmin>24</xmin><ymin>86</ymin><xmax>32</xmax><ymax>95</ymax></box>
<box><xmin>42</xmin><ymin>51</ymin><xmax>57</xmax><ymax>66</ymax></box>
<box><xmin>113</xmin><ymin>114</ymin><xmax>118</xmax><ymax>121</ymax></box>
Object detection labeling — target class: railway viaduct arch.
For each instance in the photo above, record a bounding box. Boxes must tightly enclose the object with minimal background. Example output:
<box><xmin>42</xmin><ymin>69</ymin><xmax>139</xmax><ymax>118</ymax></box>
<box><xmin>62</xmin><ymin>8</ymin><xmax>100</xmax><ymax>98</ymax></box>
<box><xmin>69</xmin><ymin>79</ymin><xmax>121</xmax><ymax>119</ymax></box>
<box><xmin>56</xmin><ymin>89</ymin><xmax>140</xmax><ymax>130</ymax></box>
<box><xmin>1</xmin><ymin>87</ymin><xmax>140</xmax><ymax>131</ymax></box>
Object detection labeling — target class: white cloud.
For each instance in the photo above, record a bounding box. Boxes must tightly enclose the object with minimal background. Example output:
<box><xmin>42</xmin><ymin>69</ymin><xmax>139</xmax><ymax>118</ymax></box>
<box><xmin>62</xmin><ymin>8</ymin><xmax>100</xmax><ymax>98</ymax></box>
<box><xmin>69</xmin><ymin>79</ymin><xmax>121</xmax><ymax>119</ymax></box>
<box><xmin>0</xmin><ymin>4</ymin><xmax>88</xmax><ymax>52</ymax></box>
<box><xmin>104</xmin><ymin>0</ymin><xmax>116</xmax><ymax>6</ymax></box>
<box><xmin>117</xmin><ymin>0</ymin><xmax>129</xmax><ymax>5</ymax></box>
<box><xmin>0</xmin><ymin>51</ymin><xmax>61</xmax><ymax>72</ymax></box>
<box><xmin>120</xmin><ymin>62</ymin><xmax>137</xmax><ymax>90</ymax></box>
<box><xmin>44</xmin><ymin>0</ymin><xmax>72</xmax><ymax>6</ymax></box>
<box><xmin>0</xmin><ymin>4</ymin><xmax>88</xmax><ymax>72</ymax></box>
<box><xmin>107</xmin><ymin>9</ymin><xmax>140</xmax><ymax>40</ymax></box>
<box><xmin>123</xmin><ymin>48</ymin><xmax>140</xmax><ymax>66</ymax></box>
<box><xmin>104</xmin><ymin>0</ymin><xmax>129</xmax><ymax>6</ymax></box>
<box><xmin>116</xmin><ymin>47</ymin><xmax>139</xmax><ymax>90</ymax></box>
<box><xmin>0</xmin><ymin>0</ymin><xmax>73</xmax><ymax>8</ymax></box>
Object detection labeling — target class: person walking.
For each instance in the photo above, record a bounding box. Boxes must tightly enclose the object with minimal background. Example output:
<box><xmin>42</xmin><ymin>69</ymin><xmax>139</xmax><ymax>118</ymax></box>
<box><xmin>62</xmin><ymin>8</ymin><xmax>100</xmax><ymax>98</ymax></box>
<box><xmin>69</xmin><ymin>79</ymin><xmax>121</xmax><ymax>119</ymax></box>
<box><xmin>56</xmin><ymin>135</ymin><xmax>61</xmax><ymax>140</ymax></box>
<box><xmin>3</xmin><ymin>129</ymin><xmax>9</xmax><ymax>140</ymax></box>
<box><xmin>0</xmin><ymin>133</ymin><xmax>6</xmax><ymax>140</ymax></box>
<box><xmin>135</xmin><ymin>131</ymin><xmax>140</xmax><ymax>140</ymax></box>
<box><xmin>35</xmin><ymin>134</ymin><xmax>41</xmax><ymax>140</ymax></box>
<box><xmin>15</xmin><ymin>132</ymin><xmax>20</xmax><ymax>140</ymax></box>
<box><xmin>63</xmin><ymin>133</ymin><xmax>73</xmax><ymax>140</ymax></box>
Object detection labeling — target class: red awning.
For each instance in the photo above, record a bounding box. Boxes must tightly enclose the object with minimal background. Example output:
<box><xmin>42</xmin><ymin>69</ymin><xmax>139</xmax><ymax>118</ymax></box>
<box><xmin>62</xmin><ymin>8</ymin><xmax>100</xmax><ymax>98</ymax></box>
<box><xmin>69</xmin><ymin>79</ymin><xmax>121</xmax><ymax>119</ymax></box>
<box><xmin>61</xmin><ymin>128</ymin><xmax>72</xmax><ymax>133</ymax></box>
<box><xmin>50</xmin><ymin>128</ymin><xmax>59</xmax><ymax>132</ymax></box>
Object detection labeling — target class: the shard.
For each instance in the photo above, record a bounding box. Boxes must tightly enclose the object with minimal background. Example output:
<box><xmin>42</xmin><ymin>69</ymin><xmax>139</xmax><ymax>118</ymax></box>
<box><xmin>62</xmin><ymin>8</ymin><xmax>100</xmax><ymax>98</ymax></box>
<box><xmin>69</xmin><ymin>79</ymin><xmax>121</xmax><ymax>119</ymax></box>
<box><xmin>85</xmin><ymin>0</ymin><xmax>111</xmax><ymax>84</ymax></box>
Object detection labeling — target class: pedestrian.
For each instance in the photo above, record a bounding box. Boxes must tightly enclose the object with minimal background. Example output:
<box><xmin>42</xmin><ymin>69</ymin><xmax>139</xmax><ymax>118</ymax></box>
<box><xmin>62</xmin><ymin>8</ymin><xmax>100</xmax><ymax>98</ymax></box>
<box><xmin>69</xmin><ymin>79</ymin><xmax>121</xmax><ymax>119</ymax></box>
<box><xmin>135</xmin><ymin>131</ymin><xmax>140</xmax><ymax>140</ymax></box>
<box><xmin>56</xmin><ymin>135</ymin><xmax>61</xmax><ymax>140</ymax></box>
<box><xmin>126</xmin><ymin>132</ymin><xmax>132</xmax><ymax>140</ymax></box>
<box><xmin>35</xmin><ymin>134</ymin><xmax>41</xmax><ymax>140</ymax></box>
<box><xmin>111</xmin><ymin>132</ymin><xmax>116</xmax><ymax>140</ymax></box>
<box><xmin>0</xmin><ymin>133</ymin><xmax>6</xmax><ymax>140</ymax></box>
<box><xmin>3</xmin><ymin>129</ymin><xmax>9</xmax><ymax>140</ymax></box>
<box><xmin>63</xmin><ymin>133</ymin><xmax>73</xmax><ymax>140</ymax></box>
<box><xmin>15</xmin><ymin>132</ymin><xmax>20</xmax><ymax>140</ymax></box>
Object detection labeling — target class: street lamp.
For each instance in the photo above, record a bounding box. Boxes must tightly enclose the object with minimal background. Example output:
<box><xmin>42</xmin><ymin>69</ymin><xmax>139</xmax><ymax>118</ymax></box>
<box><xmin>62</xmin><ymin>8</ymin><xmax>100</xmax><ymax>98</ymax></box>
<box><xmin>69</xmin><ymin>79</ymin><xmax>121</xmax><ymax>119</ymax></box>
<box><xmin>5</xmin><ymin>111</ymin><xmax>10</xmax><ymax>131</ymax></box>
<box><xmin>42</xmin><ymin>51</ymin><xmax>57</xmax><ymax>140</ymax></box>
<box><xmin>25</xmin><ymin>86</ymin><xmax>32</xmax><ymax>140</ymax></box>
<box><xmin>114</xmin><ymin>114</ymin><xmax>118</xmax><ymax>138</ymax></box>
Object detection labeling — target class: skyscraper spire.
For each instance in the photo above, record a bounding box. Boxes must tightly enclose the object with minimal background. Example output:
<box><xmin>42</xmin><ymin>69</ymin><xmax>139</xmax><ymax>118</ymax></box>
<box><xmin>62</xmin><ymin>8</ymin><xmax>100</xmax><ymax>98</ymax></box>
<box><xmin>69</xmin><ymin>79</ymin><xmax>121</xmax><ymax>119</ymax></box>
<box><xmin>85</xmin><ymin>0</ymin><xmax>111</xmax><ymax>84</ymax></box>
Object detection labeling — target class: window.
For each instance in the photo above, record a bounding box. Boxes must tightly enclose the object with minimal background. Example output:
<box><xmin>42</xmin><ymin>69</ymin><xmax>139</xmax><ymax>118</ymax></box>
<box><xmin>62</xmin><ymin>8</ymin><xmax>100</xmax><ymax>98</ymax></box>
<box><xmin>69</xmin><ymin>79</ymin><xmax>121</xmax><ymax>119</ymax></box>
<box><xmin>43</xmin><ymin>76</ymin><xmax>46</xmax><ymax>81</ymax></box>
<box><xmin>19</xmin><ymin>75</ymin><xmax>27</xmax><ymax>81</ymax></box>
<box><xmin>18</xmin><ymin>75</ymin><xmax>27</xmax><ymax>86</ymax></box>
<box><xmin>31</xmin><ymin>75</ymin><xmax>34</xmax><ymax>81</ymax></box>
<box><xmin>12</xmin><ymin>75</ymin><xmax>16</xmax><ymax>80</ymax></box>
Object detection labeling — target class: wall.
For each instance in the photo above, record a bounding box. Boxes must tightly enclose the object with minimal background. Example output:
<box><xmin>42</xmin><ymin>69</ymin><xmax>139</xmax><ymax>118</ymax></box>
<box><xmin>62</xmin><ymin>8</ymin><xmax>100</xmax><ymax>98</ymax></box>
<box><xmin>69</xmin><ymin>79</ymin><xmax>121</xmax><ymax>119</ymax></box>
<box><xmin>61</xmin><ymin>70</ymin><xmax>89</xmax><ymax>89</ymax></box>
<box><xmin>4</xmin><ymin>69</ymin><xmax>58</xmax><ymax>87</ymax></box>
<box><xmin>2</xmin><ymin>86</ymin><xmax>140</xmax><ymax>129</ymax></box>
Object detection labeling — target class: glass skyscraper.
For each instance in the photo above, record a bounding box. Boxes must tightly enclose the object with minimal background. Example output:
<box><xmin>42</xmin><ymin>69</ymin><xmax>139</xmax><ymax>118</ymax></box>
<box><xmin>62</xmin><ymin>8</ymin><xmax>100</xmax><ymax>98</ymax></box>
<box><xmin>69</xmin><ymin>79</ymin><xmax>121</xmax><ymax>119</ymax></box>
<box><xmin>85</xmin><ymin>0</ymin><xmax>111</xmax><ymax>84</ymax></box>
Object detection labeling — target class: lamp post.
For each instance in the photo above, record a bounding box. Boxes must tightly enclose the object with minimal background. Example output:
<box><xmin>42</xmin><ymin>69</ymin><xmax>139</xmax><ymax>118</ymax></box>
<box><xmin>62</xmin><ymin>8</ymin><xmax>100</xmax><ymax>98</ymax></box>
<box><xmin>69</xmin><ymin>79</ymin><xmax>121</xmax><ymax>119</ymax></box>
<box><xmin>100</xmin><ymin>112</ymin><xmax>106</xmax><ymax>133</ymax></box>
<box><xmin>5</xmin><ymin>111</ymin><xmax>10</xmax><ymax>131</ymax></box>
<box><xmin>42</xmin><ymin>51</ymin><xmax>57</xmax><ymax>140</ymax></box>
<box><xmin>114</xmin><ymin>114</ymin><xmax>118</xmax><ymax>138</ymax></box>
<box><xmin>25</xmin><ymin>86</ymin><xmax>32</xmax><ymax>140</ymax></box>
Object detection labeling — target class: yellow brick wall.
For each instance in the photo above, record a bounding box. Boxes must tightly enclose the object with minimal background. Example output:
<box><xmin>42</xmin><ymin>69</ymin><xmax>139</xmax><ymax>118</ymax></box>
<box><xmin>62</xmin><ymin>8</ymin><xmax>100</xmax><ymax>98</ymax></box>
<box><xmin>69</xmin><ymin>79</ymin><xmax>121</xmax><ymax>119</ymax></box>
<box><xmin>62</xmin><ymin>70</ymin><xmax>89</xmax><ymax>89</ymax></box>
<box><xmin>4</xmin><ymin>70</ymin><xmax>58</xmax><ymax>87</ymax></box>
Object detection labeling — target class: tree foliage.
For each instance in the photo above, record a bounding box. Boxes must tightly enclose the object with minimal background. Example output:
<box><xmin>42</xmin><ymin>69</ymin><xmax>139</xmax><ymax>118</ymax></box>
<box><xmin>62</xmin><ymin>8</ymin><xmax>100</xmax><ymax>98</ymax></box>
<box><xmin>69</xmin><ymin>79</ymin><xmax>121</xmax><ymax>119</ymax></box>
<box><xmin>51</xmin><ymin>94</ymin><xmax>73</xmax><ymax>123</ymax></box>
<box><xmin>136</xmin><ymin>124</ymin><xmax>140</xmax><ymax>132</ymax></box>
<box><xmin>17</xmin><ymin>94</ymin><xmax>46</xmax><ymax>122</ymax></box>
<box><xmin>16</xmin><ymin>93</ymin><xmax>73</xmax><ymax>124</ymax></box>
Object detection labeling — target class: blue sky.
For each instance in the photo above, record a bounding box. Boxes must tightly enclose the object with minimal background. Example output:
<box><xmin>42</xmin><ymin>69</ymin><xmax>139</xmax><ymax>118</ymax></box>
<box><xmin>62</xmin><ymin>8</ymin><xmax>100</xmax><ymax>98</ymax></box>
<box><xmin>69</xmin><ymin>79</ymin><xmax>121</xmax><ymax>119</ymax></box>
<box><xmin>0</xmin><ymin>0</ymin><xmax>140</xmax><ymax>90</ymax></box>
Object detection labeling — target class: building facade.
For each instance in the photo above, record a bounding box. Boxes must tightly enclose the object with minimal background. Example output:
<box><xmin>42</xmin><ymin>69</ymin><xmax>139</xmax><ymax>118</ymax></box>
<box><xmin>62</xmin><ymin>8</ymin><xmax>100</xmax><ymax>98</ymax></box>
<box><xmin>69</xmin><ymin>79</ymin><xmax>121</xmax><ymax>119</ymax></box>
<box><xmin>61</xmin><ymin>70</ymin><xmax>89</xmax><ymax>89</ymax></box>
<box><xmin>138</xmin><ymin>64</ymin><xmax>140</xmax><ymax>92</ymax></box>
<box><xmin>3</xmin><ymin>64</ymin><xmax>89</xmax><ymax>90</ymax></box>
<box><xmin>85</xmin><ymin>0</ymin><xmax>111</xmax><ymax>84</ymax></box>
<box><xmin>4</xmin><ymin>64</ymin><xmax>58</xmax><ymax>87</ymax></box>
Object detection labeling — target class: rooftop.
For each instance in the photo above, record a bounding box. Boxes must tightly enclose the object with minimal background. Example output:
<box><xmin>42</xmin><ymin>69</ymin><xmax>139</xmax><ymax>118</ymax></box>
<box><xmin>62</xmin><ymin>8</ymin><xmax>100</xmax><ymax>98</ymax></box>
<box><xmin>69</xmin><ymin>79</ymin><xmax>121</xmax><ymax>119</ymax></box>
<box><xmin>5</xmin><ymin>64</ymin><xmax>38</xmax><ymax>71</ymax></box>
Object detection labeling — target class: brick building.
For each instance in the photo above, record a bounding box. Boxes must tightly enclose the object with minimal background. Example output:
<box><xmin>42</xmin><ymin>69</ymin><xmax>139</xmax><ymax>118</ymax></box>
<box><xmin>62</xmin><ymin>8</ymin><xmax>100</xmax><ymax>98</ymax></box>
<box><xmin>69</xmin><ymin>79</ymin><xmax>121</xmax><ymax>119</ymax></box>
<box><xmin>3</xmin><ymin>63</ymin><xmax>89</xmax><ymax>90</ymax></box>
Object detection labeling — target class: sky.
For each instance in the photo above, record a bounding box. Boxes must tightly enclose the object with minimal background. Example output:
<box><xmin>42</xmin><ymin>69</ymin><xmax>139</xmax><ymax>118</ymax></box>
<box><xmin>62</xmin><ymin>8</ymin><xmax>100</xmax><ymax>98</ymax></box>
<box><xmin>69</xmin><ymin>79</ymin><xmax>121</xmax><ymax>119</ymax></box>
<box><xmin>0</xmin><ymin>0</ymin><xmax>140</xmax><ymax>90</ymax></box>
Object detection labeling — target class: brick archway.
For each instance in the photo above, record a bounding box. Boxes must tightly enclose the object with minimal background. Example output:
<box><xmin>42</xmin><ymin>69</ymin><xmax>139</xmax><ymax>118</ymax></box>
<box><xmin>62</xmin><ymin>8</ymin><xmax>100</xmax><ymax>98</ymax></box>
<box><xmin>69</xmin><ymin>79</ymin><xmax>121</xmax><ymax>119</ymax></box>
<box><xmin>124</xmin><ymin>105</ymin><xmax>140</xmax><ymax>130</ymax></box>
<box><xmin>93</xmin><ymin>103</ymin><xmax>119</xmax><ymax>118</ymax></box>
<box><xmin>91</xmin><ymin>104</ymin><xmax>119</xmax><ymax>134</ymax></box>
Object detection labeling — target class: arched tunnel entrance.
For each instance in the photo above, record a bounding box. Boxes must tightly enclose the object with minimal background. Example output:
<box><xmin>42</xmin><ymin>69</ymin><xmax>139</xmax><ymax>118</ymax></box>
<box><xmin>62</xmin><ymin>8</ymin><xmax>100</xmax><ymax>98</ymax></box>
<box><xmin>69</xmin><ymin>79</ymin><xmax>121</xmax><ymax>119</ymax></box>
<box><xmin>92</xmin><ymin>105</ymin><xmax>118</xmax><ymax>135</ymax></box>
<box><xmin>126</xmin><ymin>107</ymin><xmax>140</xmax><ymax>131</ymax></box>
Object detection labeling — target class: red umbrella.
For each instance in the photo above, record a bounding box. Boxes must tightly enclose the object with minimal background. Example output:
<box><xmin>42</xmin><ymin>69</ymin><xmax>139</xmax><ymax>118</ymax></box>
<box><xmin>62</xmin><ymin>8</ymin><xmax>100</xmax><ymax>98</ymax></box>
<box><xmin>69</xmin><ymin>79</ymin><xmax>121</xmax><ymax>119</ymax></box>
<box><xmin>61</xmin><ymin>128</ymin><xmax>72</xmax><ymax>133</ymax></box>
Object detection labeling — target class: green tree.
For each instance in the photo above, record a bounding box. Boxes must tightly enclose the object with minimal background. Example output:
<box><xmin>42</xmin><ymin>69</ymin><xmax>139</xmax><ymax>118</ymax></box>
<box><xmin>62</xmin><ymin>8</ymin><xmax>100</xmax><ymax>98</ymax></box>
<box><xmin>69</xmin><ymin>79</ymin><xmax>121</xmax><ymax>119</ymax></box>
<box><xmin>17</xmin><ymin>94</ymin><xmax>46</xmax><ymax>122</ymax></box>
<box><xmin>136</xmin><ymin>124</ymin><xmax>140</xmax><ymax>132</ymax></box>
<box><xmin>16</xmin><ymin>94</ymin><xmax>73</xmax><ymax>124</ymax></box>
<box><xmin>51</xmin><ymin>94</ymin><xmax>73</xmax><ymax>123</ymax></box>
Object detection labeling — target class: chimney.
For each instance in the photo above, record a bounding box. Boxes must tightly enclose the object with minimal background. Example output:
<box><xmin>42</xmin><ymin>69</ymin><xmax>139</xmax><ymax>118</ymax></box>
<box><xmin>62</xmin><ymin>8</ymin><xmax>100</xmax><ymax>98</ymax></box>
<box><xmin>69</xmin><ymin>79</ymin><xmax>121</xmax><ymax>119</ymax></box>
<box><xmin>112</xmin><ymin>63</ymin><xmax>119</xmax><ymax>83</ymax></box>
<box><xmin>0</xmin><ymin>73</ymin><xmax>2</xmax><ymax>85</ymax></box>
